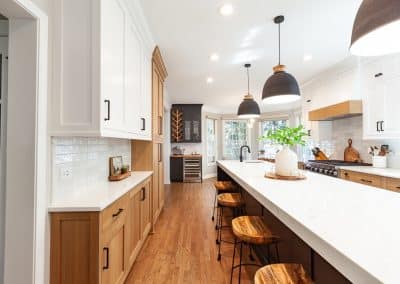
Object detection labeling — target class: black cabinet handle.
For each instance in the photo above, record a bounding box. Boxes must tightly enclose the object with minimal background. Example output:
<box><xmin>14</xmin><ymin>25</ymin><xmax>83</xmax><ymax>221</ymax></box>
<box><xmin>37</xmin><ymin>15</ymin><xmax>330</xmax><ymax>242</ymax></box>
<box><xmin>380</xmin><ymin>121</ymin><xmax>384</xmax><ymax>132</ymax></box>
<box><xmin>376</xmin><ymin>121</ymin><xmax>380</xmax><ymax>132</ymax></box>
<box><xmin>112</xmin><ymin>208</ymin><xmax>123</xmax><ymax>218</ymax></box>
<box><xmin>103</xmin><ymin>247</ymin><xmax>109</xmax><ymax>270</ymax></box>
<box><xmin>141</xmin><ymin>187</ymin><xmax>146</xmax><ymax>201</ymax></box>
<box><xmin>360</xmin><ymin>178</ymin><xmax>372</xmax><ymax>183</ymax></box>
<box><xmin>141</xmin><ymin>118</ymin><xmax>146</xmax><ymax>131</ymax></box>
<box><xmin>104</xmin><ymin>100</ymin><xmax>110</xmax><ymax>121</ymax></box>
<box><xmin>374</xmin><ymin>72</ymin><xmax>383</xmax><ymax>78</ymax></box>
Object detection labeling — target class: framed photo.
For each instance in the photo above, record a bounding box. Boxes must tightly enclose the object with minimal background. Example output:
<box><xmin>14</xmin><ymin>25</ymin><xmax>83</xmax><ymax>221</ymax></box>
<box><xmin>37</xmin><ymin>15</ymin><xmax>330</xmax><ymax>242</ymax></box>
<box><xmin>109</xmin><ymin>156</ymin><xmax>123</xmax><ymax>176</ymax></box>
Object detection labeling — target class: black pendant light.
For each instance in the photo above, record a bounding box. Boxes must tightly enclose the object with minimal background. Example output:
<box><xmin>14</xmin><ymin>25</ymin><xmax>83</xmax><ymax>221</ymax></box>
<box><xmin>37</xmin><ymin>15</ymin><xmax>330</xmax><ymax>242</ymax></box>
<box><xmin>350</xmin><ymin>0</ymin><xmax>400</xmax><ymax>56</ymax></box>
<box><xmin>262</xmin><ymin>15</ymin><xmax>300</xmax><ymax>104</ymax></box>
<box><xmin>237</xmin><ymin>63</ymin><xmax>260</xmax><ymax>119</ymax></box>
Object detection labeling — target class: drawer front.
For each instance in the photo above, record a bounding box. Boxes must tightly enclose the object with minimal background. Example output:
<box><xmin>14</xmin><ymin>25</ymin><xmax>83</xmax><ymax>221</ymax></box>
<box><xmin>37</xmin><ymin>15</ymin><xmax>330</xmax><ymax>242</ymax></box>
<box><xmin>102</xmin><ymin>194</ymin><xmax>128</xmax><ymax>232</ymax></box>
<box><xmin>340</xmin><ymin>170</ymin><xmax>383</xmax><ymax>188</ymax></box>
<box><xmin>384</xmin><ymin>177</ymin><xmax>400</xmax><ymax>192</ymax></box>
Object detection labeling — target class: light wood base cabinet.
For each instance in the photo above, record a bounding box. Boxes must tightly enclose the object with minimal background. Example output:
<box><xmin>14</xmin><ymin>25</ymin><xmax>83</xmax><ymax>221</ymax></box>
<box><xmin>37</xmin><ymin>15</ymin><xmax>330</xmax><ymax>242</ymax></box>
<box><xmin>340</xmin><ymin>169</ymin><xmax>400</xmax><ymax>193</ymax></box>
<box><xmin>50</xmin><ymin>177</ymin><xmax>152</xmax><ymax>284</ymax></box>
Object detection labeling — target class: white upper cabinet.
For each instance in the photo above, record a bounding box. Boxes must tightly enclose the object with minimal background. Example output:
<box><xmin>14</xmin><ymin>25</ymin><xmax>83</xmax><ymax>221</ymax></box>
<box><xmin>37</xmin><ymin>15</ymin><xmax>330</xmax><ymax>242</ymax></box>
<box><xmin>361</xmin><ymin>55</ymin><xmax>400</xmax><ymax>139</ymax></box>
<box><xmin>51</xmin><ymin>0</ymin><xmax>153</xmax><ymax>140</ymax></box>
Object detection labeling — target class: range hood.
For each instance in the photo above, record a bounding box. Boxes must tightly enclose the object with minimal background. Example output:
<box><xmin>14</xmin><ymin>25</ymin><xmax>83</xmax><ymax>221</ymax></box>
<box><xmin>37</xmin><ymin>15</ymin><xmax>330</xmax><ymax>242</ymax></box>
<box><xmin>308</xmin><ymin>100</ymin><xmax>362</xmax><ymax>121</ymax></box>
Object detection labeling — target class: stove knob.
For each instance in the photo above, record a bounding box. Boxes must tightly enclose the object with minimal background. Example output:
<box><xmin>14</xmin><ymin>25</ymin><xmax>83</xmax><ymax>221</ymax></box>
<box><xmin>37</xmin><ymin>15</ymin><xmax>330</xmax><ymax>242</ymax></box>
<box><xmin>333</xmin><ymin>170</ymin><xmax>338</xmax><ymax>177</ymax></box>
<box><xmin>319</xmin><ymin>168</ymin><xmax>324</xmax><ymax>173</ymax></box>
<box><xmin>327</xmin><ymin>170</ymin><xmax>334</xmax><ymax>176</ymax></box>
<box><xmin>324</xmin><ymin>169</ymin><xmax>330</xmax><ymax>174</ymax></box>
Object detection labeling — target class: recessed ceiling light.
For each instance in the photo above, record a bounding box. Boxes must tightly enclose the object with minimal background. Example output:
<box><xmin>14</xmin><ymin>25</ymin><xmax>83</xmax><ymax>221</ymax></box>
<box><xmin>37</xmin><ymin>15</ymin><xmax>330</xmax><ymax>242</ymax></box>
<box><xmin>304</xmin><ymin>54</ymin><xmax>313</xmax><ymax>62</ymax></box>
<box><xmin>209</xmin><ymin>53</ymin><xmax>219</xmax><ymax>61</ymax></box>
<box><xmin>206</xmin><ymin>77</ymin><xmax>214</xmax><ymax>84</ymax></box>
<box><xmin>219</xmin><ymin>3</ymin><xmax>234</xmax><ymax>16</ymax></box>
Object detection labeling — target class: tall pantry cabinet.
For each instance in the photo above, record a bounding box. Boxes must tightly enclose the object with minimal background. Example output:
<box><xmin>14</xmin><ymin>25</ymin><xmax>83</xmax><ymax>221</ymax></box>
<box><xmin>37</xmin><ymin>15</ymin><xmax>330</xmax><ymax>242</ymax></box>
<box><xmin>132</xmin><ymin>47</ymin><xmax>167</xmax><ymax>226</ymax></box>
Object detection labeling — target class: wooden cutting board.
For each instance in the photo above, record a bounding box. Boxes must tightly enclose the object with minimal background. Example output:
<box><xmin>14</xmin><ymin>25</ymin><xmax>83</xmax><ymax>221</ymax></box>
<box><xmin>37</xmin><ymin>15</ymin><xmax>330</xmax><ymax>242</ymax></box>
<box><xmin>344</xmin><ymin>138</ymin><xmax>361</xmax><ymax>162</ymax></box>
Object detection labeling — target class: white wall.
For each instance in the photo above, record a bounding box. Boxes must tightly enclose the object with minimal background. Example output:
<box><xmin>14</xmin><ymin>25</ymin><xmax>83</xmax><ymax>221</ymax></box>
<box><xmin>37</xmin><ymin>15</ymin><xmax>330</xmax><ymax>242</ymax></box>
<box><xmin>51</xmin><ymin>137</ymin><xmax>131</xmax><ymax>202</ymax></box>
<box><xmin>331</xmin><ymin>116</ymin><xmax>400</xmax><ymax>168</ymax></box>
<box><xmin>0</xmin><ymin>19</ymin><xmax>8</xmax><ymax>284</ymax></box>
<box><xmin>4</xmin><ymin>18</ymin><xmax>38</xmax><ymax>284</ymax></box>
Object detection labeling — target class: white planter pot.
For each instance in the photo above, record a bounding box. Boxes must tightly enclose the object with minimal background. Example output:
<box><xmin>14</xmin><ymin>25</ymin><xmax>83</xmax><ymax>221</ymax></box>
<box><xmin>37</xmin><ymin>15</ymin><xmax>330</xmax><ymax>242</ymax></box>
<box><xmin>275</xmin><ymin>146</ymin><xmax>298</xmax><ymax>176</ymax></box>
<box><xmin>372</xmin><ymin>156</ymin><xmax>387</xmax><ymax>168</ymax></box>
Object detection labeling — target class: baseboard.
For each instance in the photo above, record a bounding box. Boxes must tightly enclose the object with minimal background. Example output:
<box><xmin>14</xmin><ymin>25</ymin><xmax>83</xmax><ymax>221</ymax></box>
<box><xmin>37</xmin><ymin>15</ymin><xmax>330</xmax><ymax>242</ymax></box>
<box><xmin>203</xmin><ymin>173</ymin><xmax>217</xmax><ymax>179</ymax></box>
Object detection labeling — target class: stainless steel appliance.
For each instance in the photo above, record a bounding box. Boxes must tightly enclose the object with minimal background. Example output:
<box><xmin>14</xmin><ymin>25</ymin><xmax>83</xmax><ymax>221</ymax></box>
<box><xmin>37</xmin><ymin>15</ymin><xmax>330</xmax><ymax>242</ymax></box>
<box><xmin>305</xmin><ymin>160</ymin><xmax>371</xmax><ymax>177</ymax></box>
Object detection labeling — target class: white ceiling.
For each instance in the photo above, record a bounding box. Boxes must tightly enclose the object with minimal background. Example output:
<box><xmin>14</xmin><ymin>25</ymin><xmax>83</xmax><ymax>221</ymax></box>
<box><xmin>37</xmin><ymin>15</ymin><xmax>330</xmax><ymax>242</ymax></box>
<box><xmin>139</xmin><ymin>0</ymin><xmax>363</xmax><ymax>113</ymax></box>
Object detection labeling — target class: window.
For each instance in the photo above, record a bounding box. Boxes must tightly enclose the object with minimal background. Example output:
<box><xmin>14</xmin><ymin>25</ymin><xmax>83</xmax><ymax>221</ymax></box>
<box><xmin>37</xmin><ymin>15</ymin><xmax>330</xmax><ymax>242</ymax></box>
<box><xmin>206</xmin><ymin>118</ymin><xmax>217</xmax><ymax>165</ymax></box>
<box><xmin>223</xmin><ymin>120</ymin><xmax>249</xmax><ymax>160</ymax></box>
<box><xmin>259</xmin><ymin>119</ymin><xmax>288</xmax><ymax>158</ymax></box>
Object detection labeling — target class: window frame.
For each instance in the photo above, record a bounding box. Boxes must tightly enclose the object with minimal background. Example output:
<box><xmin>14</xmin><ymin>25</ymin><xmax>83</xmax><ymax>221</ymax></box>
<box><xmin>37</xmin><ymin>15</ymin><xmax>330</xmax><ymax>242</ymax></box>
<box><xmin>206</xmin><ymin>117</ymin><xmax>217</xmax><ymax>166</ymax></box>
<box><xmin>222</xmin><ymin>119</ymin><xmax>251</xmax><ymax>160</ymax></box>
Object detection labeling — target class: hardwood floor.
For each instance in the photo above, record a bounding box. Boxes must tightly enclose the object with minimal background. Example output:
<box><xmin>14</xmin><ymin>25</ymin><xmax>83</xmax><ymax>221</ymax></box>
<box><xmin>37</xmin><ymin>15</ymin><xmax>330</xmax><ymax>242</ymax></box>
<box><xmin>125</xmin><ymin>179</ymin><xmax>258</xmax><ymax>284</ymax></box>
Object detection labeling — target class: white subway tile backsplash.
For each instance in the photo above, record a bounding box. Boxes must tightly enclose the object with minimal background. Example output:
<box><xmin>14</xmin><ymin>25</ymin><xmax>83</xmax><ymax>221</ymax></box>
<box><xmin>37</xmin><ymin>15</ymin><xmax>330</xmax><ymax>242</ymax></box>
<box><xmin>330</xmin><ymin>116</ymin><xmax>400</xmax><ymax>168</ymax></box>
<box><xmin>51</xmin><ymin>137</ymin><xmax>132</xmax><ymax>202</ymax></box>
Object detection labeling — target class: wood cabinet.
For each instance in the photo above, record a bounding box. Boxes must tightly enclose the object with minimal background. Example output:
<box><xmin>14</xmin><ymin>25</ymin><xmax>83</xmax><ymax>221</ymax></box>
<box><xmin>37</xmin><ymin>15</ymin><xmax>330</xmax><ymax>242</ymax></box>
<box><xmin>361</xmin><ymin>55</ymin><xmax>400</xmax><ymax>139</ymax></box>
<box><xmin>50</xmin><ymin>177</ymin><xmax>152</xmax><ymax>284</ymax></box>
<box><xmin>339</xmin><ymin>169</ymin><xmax>400</xmax><ymax>193</ymax></box>
<box><xmin>339</xmin><ymin>169</ymin><xmax>383</xmax><ymax>188</ymax></box>
<box><xmin>51</xmin><ymin>0</ymin><xmax>152</xmax><ymax>140</ymax></box>
<box><xmin>132</xmin><ymin>47</ymin><xmax>167</xmax><ymax>226</ymax></box>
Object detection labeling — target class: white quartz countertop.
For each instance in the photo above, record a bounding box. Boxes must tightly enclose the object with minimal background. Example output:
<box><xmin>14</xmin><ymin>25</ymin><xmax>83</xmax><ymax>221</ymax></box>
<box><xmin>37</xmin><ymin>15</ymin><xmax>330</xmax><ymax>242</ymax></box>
<box><xmin>339</xmin><ymin>165</ymin><xmax>400</xmax><ymax>179</ymax></box>
<box><xmin>48</xmin><ymin>171</ymin><xmax>153</xmax><ymax>212</ymax></box>
<box><xmin>217</xmin><ymin>160</ymin><xmax>400</xmax><ymax>284</ymax></box>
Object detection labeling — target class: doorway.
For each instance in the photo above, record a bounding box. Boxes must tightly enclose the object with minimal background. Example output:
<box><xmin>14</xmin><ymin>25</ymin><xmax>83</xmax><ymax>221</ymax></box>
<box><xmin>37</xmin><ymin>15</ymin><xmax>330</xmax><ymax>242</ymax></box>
<box><xmin>0</xmin><ymin>1</ymin><xmax>48</xmax><ymax>284</ymax></box>
<box><xmin>0</xmin><ymin>14</ymin><xmax>8</xmax><ymax>283</ymax></box>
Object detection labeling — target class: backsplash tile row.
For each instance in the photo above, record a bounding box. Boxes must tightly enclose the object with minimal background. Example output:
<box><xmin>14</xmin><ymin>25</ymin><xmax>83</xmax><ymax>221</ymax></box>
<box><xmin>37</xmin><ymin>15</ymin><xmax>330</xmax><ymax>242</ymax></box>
<box><xmin>52</xmin><ymin>137</ymin><xmax>131</xmax><ymax>202</ymax></box>
<box><xmin>331</xmin><ymin>116</ymin><xmax>400</xmax><ymax>168</ymax></box>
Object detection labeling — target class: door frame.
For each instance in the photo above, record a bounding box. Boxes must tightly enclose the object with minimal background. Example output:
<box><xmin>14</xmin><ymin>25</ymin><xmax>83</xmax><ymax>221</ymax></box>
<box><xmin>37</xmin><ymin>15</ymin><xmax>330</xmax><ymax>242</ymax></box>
<box><xmin>1</xmin><ymin>0</ymin><xmax>48</xmax><ymax>283</ymax></box>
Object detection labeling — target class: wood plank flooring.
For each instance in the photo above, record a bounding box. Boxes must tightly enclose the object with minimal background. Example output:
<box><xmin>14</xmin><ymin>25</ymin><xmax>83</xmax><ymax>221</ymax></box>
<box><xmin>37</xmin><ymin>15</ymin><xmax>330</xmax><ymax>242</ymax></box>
<box><xmin>125</xmin><ymin>179</ymin><xmax>258</xmax><ymax>284</ymax></box>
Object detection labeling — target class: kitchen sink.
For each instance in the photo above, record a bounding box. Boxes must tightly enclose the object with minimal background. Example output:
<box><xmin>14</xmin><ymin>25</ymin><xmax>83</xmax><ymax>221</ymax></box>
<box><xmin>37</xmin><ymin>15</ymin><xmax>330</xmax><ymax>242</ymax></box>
<box><xmin>244</xmin><ymin>160</ymin><xmax>264</xmax><ymax>164</ymax></box>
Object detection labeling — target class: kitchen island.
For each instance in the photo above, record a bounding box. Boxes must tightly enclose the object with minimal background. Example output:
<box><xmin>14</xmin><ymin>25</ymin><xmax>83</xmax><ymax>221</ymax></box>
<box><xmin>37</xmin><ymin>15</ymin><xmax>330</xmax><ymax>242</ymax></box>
<box><xmin>217</xmin><ymin>160</ymin><xmax>400</xmax><ymax>284</ymax></box>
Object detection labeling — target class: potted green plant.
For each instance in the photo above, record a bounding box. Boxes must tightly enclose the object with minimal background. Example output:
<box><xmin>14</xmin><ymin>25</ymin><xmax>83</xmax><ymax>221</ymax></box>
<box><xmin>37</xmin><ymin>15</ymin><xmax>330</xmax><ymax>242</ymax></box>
<box><xmin>259</xmin><ymin>125</ymin><xmax>307</xmax><ymax>176</ymax></box>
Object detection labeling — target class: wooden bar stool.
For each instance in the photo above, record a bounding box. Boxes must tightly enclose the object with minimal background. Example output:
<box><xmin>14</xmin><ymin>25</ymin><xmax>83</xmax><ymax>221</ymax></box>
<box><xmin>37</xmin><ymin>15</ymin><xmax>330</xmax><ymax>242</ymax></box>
<box><xmin>212</xmin><ymin>181</ymin><xmax>238</xmax><ymax>225</ymax></box>
<box><xmin>230</xmin><ymin>216</ymin><xmax>280</xmax><ymax>284</ymax></box>
<box><xmin>254</xmin><ymin>263</ymin><xmax>313</xmax><ymax>284</ymax></box>
<box><xmin>216</xmin><ymin>193</ymin><xmax>244</xmax><ymax>261</ymax></box>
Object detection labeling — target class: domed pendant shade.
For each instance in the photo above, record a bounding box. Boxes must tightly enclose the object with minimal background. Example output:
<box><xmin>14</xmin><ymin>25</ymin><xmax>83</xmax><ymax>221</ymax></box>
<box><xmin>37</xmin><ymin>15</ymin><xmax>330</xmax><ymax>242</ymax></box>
<box><xmin>262</xmin><ymin>16</ymin><xmax>301</xmax><ymax>104</ymax></box>
<box><xmin>350</xmin><ymin>0</ymin><xmax>400</xmax><ymax>56</ymax></box>
<box><xmin>238</xmin><ymin>63</ymin><xmax>260</xmax><ymax>118</ymax></box>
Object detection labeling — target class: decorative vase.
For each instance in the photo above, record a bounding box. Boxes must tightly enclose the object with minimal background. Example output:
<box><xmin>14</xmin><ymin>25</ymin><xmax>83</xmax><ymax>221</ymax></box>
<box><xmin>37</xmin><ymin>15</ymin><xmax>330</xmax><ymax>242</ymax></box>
<box><xmin>372</xmin><ymin>156</ymin><xmax>387</xmax><ymax>168</ymax></box>
<box><xmin>275</xmin><ymin>146</ymin><xmax>298</xmax><ymax>176</ymax></box>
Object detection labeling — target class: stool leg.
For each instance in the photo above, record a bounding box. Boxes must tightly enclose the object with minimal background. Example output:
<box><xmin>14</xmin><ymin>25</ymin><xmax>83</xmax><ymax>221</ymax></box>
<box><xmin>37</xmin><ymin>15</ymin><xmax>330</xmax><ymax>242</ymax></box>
<box><xmin>211</xmin><ymin>190</ymin><xmax>217</xmax><ymax>222</ymax></box>
<box><xmin>230</xmin><ymin>238</ymin><xmax>237</xmax><ymax>284</ymax></box>
<box><xmin>238</xmin><ymin>241</ymin><xmax>243</xmax><ymax>284</ymax></box>
<box><xmin>215</xmin><ymin>206</ymin><xmax>220</xmax><ymax>244</ymax></box>
<box><xmin>275</xmin><ymin>242</ymin><xmax>280</xmax><ymax>263</ymax></box>
<box><xmin>248</xmin><ymin>244</ymin><xmax>255</xmax><ymax>262</ymax></box>
<box><xmin>217</xmin><ymin>207</ymin><xmax>223</xmax><ymax>261</ymax></box>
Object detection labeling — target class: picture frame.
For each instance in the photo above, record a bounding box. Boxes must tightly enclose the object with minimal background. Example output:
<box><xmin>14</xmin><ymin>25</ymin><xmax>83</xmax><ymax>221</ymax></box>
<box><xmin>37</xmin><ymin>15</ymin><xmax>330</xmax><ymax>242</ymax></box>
<box><xmin>109</xmin><ymin>156</ymin><xmax>123</xmax><ymax>176</ymax></box>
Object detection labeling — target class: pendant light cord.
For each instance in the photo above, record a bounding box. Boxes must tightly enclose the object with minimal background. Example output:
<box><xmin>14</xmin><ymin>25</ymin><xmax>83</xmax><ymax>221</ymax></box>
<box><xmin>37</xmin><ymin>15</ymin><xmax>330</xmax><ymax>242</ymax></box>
<box><xmin>278</xmin><ymin>22</ymin><xmax>281</xmax><ymax>65</ymax></box>
<box><xmin>247</xmin><ymin>66</ymin><xmax>250</xmax><ymax>94</ymax></box>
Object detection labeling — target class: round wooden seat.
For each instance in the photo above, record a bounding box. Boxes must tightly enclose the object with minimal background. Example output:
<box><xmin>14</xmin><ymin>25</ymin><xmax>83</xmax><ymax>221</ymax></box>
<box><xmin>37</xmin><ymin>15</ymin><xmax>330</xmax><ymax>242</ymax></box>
<box><xmin>214</xmin><ymin>181</ymin><xmax>237</xmax><ymax>191</ymax></box>
<box><xmin>255</xmin><ymin>264</ymin><xmax>313</xmax><ymax>284</ymax></box>
<box><xmin>232</xmin><ymin>216</ymin><xmax>278</xmax><ymax>245</ymax></box>
<box><xmin>217</xmin><ymin>193</ymin><xmax>243</xmax><ymax>208</ymax></box>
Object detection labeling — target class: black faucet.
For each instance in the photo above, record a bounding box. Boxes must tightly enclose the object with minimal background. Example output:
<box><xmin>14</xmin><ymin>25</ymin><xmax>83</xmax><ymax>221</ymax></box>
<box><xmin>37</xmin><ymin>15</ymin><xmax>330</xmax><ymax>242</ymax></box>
<box><xmin>239</xmin><ymin>145</ymin><xmax>251</xmax><ymax>162</ymax></box>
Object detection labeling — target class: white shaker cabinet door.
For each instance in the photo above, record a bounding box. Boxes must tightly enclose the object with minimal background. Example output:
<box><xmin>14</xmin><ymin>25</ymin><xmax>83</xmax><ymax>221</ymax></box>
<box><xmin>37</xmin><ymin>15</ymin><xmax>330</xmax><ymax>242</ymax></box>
<box><xmin>363</xmin><ymin>73</ymin><xmax>384</xmax><ymax>138</ymax></box>
<box><xmin>125</xmin><ymin>22</ymin><xmax>142</xmax><ymax>135</ymax></box>
<box><xmin>381</xmin><ymin>76</ymin><xmax>400</xmax><ymax>137</ymax></box>
<box><xmin>139</xmin><ymin>54</ymin><xmax>152</xmax><ymax>139</ymax></box>
<box><xmin>101</xmin><ymin>0</ymin><xmax>126</xmax><ymax>132</ymax></box>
